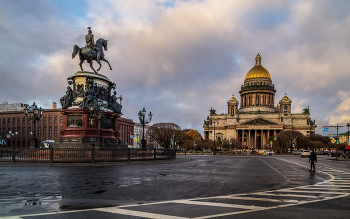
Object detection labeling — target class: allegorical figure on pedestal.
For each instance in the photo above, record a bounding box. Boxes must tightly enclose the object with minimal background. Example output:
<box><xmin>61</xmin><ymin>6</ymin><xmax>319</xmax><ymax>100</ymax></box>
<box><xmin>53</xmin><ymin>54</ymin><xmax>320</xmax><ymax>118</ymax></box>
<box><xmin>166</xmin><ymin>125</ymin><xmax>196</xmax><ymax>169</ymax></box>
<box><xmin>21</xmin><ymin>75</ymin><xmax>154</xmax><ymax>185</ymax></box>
<box><xmin>60</xmin><ymin>86</ymin><xmax>73</xmax><ymax>109</ymax></box>
<box><xmin>72</xmin><ymin>27</ymin><xmax>112</xmax><ymax>73</ymax></box>
<box><xmin>109</xmin><ymin>91</ymin><xmax>122</xmax><ymax>114</ymax></box>
<box><xmin>80</xmin><ymin>83</ymin><xmax>98</xmax><ymax>109</ymax></box>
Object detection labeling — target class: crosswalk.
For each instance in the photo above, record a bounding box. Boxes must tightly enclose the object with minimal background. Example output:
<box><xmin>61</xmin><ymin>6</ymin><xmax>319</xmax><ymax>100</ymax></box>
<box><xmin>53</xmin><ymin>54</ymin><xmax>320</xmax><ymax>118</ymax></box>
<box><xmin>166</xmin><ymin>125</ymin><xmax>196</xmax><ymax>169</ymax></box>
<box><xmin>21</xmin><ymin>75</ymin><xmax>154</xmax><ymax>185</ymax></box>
<box><xmin>6</xmin><ymin>157</ymin><xmax>350</xmax><ymax>219</ymax></box>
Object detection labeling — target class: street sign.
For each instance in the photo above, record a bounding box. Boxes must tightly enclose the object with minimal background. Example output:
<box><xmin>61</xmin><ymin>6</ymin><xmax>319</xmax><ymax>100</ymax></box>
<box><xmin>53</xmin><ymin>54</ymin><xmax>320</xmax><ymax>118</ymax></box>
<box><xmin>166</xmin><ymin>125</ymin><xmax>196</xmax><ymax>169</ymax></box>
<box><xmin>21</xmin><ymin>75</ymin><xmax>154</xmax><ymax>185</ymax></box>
<box><xmin>329</xmin><ymin>135</ymin><xmax>334</xmax><ymax>139</ymax></box>
<box><xmin>323</xmin><ymin>128</ymin><xmax>329</xmax><ymax>132</ymax></box>
<box><xmin>331</xmin><ymin>139</ymin><xmax>336</xmax><ymax>143</ymax></box>
<box><xmin>270</xmin><ymin>141</ymin><xmax>272</xmax><ymax>144</ymax></box>
<box><xmin>7</xmin><ymin>134</ymin><xmax>10</xmax><ymax>138</ymax></box>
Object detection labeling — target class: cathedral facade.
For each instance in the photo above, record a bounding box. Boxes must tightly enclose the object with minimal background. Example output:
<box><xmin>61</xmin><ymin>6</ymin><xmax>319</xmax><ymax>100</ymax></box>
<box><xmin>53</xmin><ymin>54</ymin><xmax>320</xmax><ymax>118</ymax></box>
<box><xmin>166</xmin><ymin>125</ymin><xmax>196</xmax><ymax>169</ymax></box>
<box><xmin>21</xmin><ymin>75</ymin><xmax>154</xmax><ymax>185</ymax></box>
<box><xmin>203</xmin><ymin>54</ymin><xmax>316</xmax><ymax>149</ymax></box>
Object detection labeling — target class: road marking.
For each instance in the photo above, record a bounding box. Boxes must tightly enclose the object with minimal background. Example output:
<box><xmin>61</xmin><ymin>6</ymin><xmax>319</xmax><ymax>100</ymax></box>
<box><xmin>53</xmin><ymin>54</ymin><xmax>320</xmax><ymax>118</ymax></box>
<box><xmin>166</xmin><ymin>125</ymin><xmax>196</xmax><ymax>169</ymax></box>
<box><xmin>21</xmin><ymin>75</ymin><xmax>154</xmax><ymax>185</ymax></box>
<box><xmin>224</xmin><ymin>196</ymin><xmax>301</xmax><ymax>203</ymax></box>
<box><xmin>99</xmin><ymin>207</ymin><xmax>188</xmax><ymax>219</ymax></box>
<box><xmin>171</xmin><ymin>200</ymin><xmax>266</xmax><ymax>210</ymax></box>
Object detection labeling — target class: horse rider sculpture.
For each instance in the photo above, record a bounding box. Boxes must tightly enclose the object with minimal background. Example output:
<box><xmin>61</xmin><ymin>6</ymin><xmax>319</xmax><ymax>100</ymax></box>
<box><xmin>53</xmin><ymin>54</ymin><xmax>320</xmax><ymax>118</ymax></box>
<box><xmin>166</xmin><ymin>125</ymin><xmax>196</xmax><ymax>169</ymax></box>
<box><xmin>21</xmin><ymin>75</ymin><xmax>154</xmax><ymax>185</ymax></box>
<box><xmin>72</xmin><ymin>27</ymin><xmax>112</xmax><ymax>73</ymax></box>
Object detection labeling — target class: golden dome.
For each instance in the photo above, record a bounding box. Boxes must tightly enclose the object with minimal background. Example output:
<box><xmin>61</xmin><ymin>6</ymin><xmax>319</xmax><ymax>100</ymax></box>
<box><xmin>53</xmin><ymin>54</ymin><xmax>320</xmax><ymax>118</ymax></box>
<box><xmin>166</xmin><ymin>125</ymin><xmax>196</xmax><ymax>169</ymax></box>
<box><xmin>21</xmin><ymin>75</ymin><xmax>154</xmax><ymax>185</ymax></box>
<box><xmin>245</xmin><ymin>53</ymin><xmax>271</xmax><ymax>80</ymax></box>
<box><xmin>230</xmin><ymin>93</ymin><xmax>236</xmax><ymax>101</ymax></box>
<box><xmin>282</xmin><ymin>92</ymin><xmax>290</xmax><ymax>100</ymax></box>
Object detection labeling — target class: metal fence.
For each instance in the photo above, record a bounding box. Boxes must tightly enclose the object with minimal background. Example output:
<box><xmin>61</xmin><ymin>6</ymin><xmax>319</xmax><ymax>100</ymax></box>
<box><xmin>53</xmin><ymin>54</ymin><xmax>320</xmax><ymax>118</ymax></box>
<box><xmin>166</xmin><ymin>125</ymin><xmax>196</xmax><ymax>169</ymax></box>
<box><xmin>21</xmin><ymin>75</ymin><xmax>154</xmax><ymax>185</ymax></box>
<box><xmin>0</xmin><ymin>148</ymin><xmax>176</xmax><ymax>163</ymax></box>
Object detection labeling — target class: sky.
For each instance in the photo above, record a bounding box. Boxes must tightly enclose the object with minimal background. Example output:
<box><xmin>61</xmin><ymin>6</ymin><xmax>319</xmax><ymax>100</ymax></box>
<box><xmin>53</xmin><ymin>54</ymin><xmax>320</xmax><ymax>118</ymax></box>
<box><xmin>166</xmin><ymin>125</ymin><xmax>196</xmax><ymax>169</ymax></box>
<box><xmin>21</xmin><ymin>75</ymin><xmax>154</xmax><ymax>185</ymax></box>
<box><xmin>1</xmin><ymin>0</ymin><xmax>350</xmax><ymax>136</ymax></box>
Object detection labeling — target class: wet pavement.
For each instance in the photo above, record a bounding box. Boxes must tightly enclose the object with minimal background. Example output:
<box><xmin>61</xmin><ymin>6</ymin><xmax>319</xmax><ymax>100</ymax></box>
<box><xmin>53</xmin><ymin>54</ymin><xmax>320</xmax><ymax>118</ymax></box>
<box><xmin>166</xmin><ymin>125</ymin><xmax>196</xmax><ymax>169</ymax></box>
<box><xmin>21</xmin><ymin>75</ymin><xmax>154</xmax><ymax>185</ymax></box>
<box><xmin>1</xmin><ymin>155</ymin><xmax>350</xmax><ymax>218</ymax></box>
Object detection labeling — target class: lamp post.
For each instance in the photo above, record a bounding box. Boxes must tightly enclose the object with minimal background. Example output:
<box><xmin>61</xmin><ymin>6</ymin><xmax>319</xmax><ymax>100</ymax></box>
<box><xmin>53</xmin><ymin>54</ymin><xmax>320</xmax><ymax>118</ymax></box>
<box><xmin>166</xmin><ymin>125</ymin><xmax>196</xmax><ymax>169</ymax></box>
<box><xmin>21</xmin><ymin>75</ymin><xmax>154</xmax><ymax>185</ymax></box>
<box><xmin>89</xmin><ymin>101</ymin><xmax>108</xmax><ymax>148</ymax></box>
<box><xmin>24</xmin><ymin>102</ymin><xmax>43</xmax><ymax>148</ymax></box>
<box><xmin>211</xmin><ymin>118</ymin><xmax>218</xmax><ymax>154</ymax></box>
<box><xmin>138</xmin><ymin>108</ymin><xmax>152</xmax><ymax>150</ymax></box>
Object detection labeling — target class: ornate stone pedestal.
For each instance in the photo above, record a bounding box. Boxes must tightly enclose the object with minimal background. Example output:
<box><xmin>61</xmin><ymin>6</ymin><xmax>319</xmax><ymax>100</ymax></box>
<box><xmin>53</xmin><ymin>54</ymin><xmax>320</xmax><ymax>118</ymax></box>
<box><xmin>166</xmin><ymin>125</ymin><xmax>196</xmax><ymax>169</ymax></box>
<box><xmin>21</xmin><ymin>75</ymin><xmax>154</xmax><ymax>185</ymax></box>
<box><xmin>55</xmin><ymin>71</ymin><xmax>124</xmax><ymax>149</ymax></box>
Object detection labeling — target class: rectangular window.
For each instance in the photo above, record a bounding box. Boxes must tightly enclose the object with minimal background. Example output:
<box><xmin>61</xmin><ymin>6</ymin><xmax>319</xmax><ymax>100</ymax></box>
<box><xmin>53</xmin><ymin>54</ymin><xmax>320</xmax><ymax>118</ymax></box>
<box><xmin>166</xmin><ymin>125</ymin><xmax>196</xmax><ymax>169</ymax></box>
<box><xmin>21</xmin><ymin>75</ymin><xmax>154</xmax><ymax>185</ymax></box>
<box><xmin>22</xmin><ymin>127</ymin><xmax>25</xmax><ymax>136</ymax></box>
<box><xmin>38</xmin><ymin>127</ymin><xmax>41</xmax><ymax>137</ymax></box>
<box><xmin>49</xmin><ymin>117</ymin><xmax>52</xmax><ymax>123</ymax></box>
<box><xmin>12</xmin><ymin>118</ymin><xmax>15</xmax><ymax>125</ymax></box>
<box><xmin>54</xmin><ymin>116</ymin><xmax>58</xmax><ymax>123</ymax></box>
<box><xmin>60</xmin><ymin>116</ymin><xmax>63</xmax><ymax>123</ymax></box>
<box><xmin>49</xmin><ymin>127</ymin><xmax>52</xmax><ymax>138</ymax></box>
<box><xmin>44</xmin><ymin>117</ymin><xmax>47</xmax><ymax>123</ymax></box>
<box><xmin>54</xmin><ymin>126</ymin><xmax>58</xmax><ymax>137</ymax></box>
<box><xmin>60</xmin><ymin>126</ymin><xmax>63</xmax><ymax>130</ymax></box>
<box><xmin>22</xmin><ymin>117</ymin><xmax>26</xmax><ymax>124</ymax></box>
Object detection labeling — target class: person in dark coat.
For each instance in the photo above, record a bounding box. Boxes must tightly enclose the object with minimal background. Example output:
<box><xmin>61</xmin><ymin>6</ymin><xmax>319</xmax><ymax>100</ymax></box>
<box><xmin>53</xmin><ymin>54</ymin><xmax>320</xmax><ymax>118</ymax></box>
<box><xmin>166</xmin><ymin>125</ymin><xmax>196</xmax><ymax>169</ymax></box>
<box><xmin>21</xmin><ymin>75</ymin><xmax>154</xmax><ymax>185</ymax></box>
<box><xmin>309</xmin><ymin>150</ymin><xmax>317</xmax><ymax>172</ymax></box>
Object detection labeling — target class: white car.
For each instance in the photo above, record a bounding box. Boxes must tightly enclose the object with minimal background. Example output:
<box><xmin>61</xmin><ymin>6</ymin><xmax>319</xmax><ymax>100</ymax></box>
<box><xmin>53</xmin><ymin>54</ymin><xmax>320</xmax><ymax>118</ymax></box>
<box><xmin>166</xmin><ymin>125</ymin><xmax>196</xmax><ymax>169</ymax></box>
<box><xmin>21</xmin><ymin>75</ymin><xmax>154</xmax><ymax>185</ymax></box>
<box><xmin>263</xmin><ymin>150</ymin><xmax>273</xmax><ymax>155</ymax></box>
<box><xmin>301</xmin><ymin>150</ymin><xmax>310</xmax><ymax>158</ymax></box>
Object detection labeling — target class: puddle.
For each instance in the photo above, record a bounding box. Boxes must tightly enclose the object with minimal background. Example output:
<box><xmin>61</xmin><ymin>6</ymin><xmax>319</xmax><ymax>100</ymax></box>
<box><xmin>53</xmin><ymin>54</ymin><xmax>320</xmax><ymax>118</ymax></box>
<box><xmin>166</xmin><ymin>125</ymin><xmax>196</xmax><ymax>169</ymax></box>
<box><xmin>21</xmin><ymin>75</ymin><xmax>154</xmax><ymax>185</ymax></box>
<box><xmin>0</xmin><ymin>195</ymin><xmax>64</xmax><ymax>216</ymax></box>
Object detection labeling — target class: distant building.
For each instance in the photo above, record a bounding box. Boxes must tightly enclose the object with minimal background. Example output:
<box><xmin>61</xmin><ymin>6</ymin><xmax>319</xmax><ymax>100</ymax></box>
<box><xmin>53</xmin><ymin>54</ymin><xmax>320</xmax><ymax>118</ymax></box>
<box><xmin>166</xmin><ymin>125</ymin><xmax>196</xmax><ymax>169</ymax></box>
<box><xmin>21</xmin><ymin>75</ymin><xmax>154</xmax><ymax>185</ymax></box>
<box><xmin>203</xmin><ymin>53</ymin><xmax>316</xmax><ymax>149</ymax></box>
<box><xmin>0</xmin><ymin>102</ymin><xmax>28</xmax><ymax>112</ymax></box>
<box><xmin>132</xmin><ymin>121</ymin><xmax>149</xmax><ymax>148</ymax></box>
<box><xmin>0</xmin><ymin>102</ymin><xmax>134</xmax><ymax>148</ymax></box>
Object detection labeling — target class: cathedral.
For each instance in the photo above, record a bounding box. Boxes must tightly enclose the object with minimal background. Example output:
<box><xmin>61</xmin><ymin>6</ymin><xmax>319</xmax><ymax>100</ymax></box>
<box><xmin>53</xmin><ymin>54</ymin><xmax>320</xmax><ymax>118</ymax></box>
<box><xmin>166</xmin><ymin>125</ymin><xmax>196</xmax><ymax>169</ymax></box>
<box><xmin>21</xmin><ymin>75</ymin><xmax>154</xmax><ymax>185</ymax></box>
<box><xmin>203</xmin><ymin>53</ymin><xmax>316</xmax><ymax>149</ymax></box>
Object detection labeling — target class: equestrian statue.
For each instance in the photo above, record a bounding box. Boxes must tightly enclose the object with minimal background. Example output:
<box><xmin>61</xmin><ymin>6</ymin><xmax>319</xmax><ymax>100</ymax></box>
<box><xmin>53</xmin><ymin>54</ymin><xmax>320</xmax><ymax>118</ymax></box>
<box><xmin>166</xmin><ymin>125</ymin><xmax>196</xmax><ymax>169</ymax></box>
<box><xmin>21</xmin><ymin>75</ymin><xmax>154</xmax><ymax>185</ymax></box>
<box><xmin>72</xmin><ymin>27</ymin><xmax>112</xmax><ymax>73</ymax></box>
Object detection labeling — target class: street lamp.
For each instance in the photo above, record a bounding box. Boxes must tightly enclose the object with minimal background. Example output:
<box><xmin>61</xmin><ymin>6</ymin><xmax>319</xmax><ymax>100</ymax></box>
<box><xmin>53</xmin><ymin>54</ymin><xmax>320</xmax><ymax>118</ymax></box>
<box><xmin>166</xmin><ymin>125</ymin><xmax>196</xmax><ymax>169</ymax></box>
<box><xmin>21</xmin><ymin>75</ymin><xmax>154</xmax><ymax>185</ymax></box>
<box><xmin>138</xmin><ymin>108</ymin><xmax>152</xmax><ymax>150</ymax></box>
<box><xmin>89</xmin><ymin>100</ymin><xmax>108</xmax><ymax>148</ymax></box>
<box><xmin>24</xmin><ymin>102</ymin><xmax>43</xmax><ymax>148</ymax></box>
<box><xmin>211</xmin><ymin>118</ymin><xmax>218</xmax><ymax>154</ymax></box>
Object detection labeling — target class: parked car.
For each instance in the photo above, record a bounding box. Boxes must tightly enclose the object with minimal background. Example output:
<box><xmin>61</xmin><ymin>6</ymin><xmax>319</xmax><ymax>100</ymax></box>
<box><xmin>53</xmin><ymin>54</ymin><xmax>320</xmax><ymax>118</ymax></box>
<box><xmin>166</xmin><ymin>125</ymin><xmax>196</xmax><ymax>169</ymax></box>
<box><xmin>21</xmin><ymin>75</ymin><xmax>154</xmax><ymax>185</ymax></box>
<box><xmin>320</xmin><ymin>150</ymin><xmax>330</xmax><ymax>155</ymax></box>
<box><xmin>301</xmin><ymin>150</ymin><xmax>310</xmax><ymax>158</ymax></box>
<box><xmin>329</xmin><ymin>150</ymin><xmax>344</xmax><ymax>157</ymax></box>
<box><xmin>342</xmin><ymin>152</ymin><xmax>350</xmax><ymax>159</ymax></box>
<box><xmin>40</xmin><ymin>140</ymin><xmax>54</xmax><ymax>149</ymax></box>
<box><xmin>263</xmin><ymin>150</ymin><xmax>273</xmax><ymax>156</ymax></box>
<box><xmin>292</xmin><ymin>150</ymin><xmax>301</xmax><ymax>155</ymax></box>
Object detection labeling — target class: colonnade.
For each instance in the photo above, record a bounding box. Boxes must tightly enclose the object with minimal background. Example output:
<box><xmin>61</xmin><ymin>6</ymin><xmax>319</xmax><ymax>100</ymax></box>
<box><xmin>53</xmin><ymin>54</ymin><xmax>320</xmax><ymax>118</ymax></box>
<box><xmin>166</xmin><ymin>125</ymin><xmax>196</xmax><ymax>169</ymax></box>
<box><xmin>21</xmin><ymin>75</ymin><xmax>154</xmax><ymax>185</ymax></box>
<box><xmin>240</xmin><ymin>93</ymin><xmax>274</xmax><ymax>108</ymax></box>
<box><xmin>236</xmin><ymin>129</ymin><xmax>281</xmax><ymax>149</ymax></box>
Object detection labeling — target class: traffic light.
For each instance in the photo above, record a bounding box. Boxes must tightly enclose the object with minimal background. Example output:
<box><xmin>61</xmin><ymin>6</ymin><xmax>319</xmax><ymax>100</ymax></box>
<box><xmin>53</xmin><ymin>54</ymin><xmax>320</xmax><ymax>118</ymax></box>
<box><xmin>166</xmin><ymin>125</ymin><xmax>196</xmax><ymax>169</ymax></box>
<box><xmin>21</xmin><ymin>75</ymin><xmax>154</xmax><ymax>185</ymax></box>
<box><xmin>337</xmin><ymin>139</ymin><xmax>339</xmax><ymax>144</ymax></box>
<box><xmin>274</xmin><ymin>136</ymin><xmax>277</xmax><ymax>140</ymax></box>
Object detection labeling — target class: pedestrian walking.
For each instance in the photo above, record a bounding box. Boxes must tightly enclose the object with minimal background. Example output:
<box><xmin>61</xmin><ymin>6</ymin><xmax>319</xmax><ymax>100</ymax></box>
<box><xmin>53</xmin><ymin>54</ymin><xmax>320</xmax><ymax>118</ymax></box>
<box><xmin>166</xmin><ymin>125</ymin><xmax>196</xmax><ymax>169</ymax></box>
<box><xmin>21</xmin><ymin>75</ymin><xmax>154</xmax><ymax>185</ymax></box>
<box><xmin>184</xmin><ymin>148</ymin><xmax>187</xmax><ymax>155</ymax></box>
<box><xmin>309</xmin><ymin>149</ymin><xmax>317</xmax><ymax>172</ymax></box>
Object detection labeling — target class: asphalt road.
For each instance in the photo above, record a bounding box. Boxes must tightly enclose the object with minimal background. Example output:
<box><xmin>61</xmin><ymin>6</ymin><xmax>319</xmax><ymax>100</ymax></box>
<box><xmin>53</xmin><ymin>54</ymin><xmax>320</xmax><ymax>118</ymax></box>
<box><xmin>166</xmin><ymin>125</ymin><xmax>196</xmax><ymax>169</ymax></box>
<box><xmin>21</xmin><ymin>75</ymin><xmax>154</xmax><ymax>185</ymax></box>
<box><xmin>1</xmin><ymin>155</ymin><xmax>350</xmax><ymax>218</ymax></box>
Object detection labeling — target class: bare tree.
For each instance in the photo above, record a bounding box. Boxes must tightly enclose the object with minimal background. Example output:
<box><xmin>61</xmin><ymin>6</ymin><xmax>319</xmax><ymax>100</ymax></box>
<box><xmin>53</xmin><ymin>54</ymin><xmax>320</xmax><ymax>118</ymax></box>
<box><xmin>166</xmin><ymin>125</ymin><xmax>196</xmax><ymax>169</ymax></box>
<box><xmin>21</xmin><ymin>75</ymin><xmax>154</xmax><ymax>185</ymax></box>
<box><xmin>274</xmin><ymin>131</ymin><xmax>304</xmax><ymax>153</ymax></box>
<box><xmin>146</xmin><ymin>123</ymin><xmax>181</xmax><ymax>148</ymax></box>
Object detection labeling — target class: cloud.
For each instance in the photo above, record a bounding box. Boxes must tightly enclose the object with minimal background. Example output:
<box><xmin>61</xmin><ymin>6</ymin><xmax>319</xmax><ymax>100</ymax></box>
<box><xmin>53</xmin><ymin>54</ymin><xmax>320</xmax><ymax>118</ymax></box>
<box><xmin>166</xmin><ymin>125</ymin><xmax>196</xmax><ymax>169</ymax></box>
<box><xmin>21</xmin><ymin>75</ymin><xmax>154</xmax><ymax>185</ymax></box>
<box><xmin>1</xmin><ymin>0</ymin><xmax>350</xmax><ymax>134</ymax></box>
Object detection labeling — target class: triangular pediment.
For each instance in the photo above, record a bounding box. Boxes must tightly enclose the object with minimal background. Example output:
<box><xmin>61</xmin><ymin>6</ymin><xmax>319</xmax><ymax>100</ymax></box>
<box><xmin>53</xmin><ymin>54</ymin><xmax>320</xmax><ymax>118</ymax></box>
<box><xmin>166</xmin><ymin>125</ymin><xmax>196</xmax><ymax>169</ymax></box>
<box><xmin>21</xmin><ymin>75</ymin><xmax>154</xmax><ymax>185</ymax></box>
<box><xmin>241</xmin><ymin>118</ymin><xmax>279</xmax><ymax>125</ymax></box>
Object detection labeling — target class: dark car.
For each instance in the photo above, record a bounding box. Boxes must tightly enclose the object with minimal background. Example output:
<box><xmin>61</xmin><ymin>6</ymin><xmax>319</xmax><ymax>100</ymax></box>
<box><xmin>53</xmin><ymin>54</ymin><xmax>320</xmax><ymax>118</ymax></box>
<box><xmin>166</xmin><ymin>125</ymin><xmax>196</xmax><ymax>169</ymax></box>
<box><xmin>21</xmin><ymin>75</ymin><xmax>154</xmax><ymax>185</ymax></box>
<box><xmin>329</xmin><ymin>150</ymin><xmax>343</xmax><ymax>157</ymax></box>
<box><xmin>342</xmin><ymin>152</ymin><xmax>350</xmax><ymax>159</ymax></box>
<box><xmin>321</xmin><ymin>150</ymin><xmax>330</xmax><ymax>155</ymax></box>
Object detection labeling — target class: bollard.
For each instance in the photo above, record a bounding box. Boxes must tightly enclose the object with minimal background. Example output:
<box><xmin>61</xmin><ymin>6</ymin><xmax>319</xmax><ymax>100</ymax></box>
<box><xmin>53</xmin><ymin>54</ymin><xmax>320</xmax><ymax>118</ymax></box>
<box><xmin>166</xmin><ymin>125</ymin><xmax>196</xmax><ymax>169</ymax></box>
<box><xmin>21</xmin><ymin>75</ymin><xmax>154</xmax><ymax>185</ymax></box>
<box><xmin>12</xmin><ymin>147</ymin><xmax>15</xmax><ymax>162</ymax></box>
<box><xmin>91</xmin><ymin>145</ymin><xmax>95</xmax><ymax>163</ymax></box>
<box><xmin>127</xmin><ymin>148</ymin><xmax>131</xmax><ymax>161</ymax></box>
<box><xmin>49</xmin><ymin>147</ymin><xmax>54</xmax><ymax>163</ymax></box>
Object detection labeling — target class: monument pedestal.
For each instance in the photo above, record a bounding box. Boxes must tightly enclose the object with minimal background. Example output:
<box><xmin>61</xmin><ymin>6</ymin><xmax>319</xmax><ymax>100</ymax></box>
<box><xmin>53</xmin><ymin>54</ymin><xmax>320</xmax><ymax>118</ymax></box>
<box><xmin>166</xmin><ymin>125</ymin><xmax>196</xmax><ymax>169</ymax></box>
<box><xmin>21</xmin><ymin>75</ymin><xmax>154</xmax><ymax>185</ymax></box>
<box><xmin>55</xmin><ymin>71</ymin><xmax>124</xmax><ymax>149</ymax></box>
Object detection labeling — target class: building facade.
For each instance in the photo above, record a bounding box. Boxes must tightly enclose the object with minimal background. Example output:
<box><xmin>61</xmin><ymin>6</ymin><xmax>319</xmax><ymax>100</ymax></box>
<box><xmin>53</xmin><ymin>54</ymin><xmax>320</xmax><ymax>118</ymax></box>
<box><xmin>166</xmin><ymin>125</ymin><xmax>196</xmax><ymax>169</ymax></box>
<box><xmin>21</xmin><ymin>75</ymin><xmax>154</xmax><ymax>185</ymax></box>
<box><xmin>0</xmin><ymin>105</ymin><xmax>134</xmax><ymax>148</ymax></box>
<box><xmin>132</xmin><ymin>122</ymin><xmax>149</xmax><ymax>148</ymax></box>
<box><xmin>203</xmin><ymin>53</ymin><xmax>316</xmax><ymax>149</ymax></box>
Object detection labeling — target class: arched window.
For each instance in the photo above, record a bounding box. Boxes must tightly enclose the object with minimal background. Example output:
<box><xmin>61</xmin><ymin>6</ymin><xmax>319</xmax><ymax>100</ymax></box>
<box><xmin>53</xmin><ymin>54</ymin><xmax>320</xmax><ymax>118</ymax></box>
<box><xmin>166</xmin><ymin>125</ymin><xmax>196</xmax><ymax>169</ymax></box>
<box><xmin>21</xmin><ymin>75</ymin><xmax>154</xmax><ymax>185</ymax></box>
<box><xmin>284</xmin><ymin>105</ymin><xmax>288</xmax><ymax>113</ymax></box>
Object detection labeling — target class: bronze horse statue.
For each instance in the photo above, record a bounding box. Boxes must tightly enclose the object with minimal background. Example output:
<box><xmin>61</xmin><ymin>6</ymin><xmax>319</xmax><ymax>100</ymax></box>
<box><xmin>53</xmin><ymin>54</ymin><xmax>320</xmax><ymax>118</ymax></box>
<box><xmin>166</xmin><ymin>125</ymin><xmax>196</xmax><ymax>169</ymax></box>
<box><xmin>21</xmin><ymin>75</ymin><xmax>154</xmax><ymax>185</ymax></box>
<box><xmin>72</xmin><ymin>38</ymin><xmax>112</xmax><ymax>73</ymax></box>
